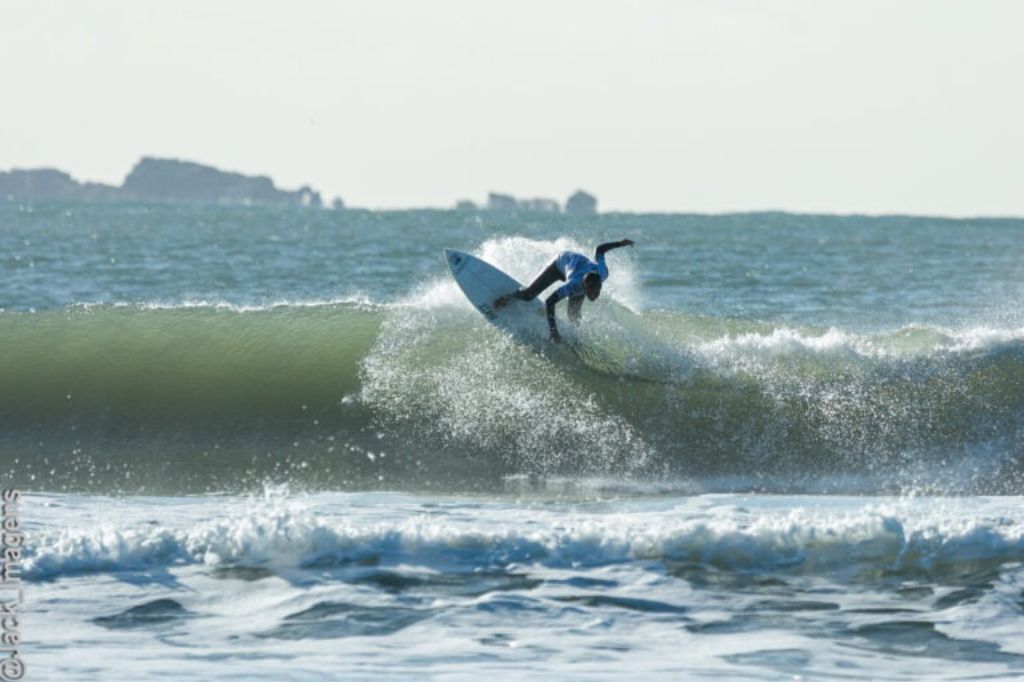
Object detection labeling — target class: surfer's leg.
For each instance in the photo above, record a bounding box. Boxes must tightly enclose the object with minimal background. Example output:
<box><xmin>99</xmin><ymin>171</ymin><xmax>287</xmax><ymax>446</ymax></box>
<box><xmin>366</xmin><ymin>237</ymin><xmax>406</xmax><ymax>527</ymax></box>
<box><xmin>495</xmin><ymin>260</ymin><xmax>564</xmax><ymax>308</ymax></box>
<box><xmin>517</xmin><ymin>260</ymin><xmax>564</xmax><ymax>300</ymax></box>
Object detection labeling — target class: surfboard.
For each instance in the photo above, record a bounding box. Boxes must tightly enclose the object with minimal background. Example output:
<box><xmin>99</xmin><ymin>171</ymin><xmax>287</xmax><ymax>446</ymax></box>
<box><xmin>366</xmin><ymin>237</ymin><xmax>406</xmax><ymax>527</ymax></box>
<box><xmin>444</xmin><ymin>248</ymin><xmax>549</xmax><ymax>340</ymax></box>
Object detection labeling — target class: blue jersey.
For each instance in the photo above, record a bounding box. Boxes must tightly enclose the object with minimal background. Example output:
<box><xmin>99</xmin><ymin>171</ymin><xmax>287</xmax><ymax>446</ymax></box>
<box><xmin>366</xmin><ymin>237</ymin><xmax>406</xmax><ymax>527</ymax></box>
<box><xmin>552</xmin><ymin>250</ymin><xmax>608</xmax><ymax>301</ymax></box>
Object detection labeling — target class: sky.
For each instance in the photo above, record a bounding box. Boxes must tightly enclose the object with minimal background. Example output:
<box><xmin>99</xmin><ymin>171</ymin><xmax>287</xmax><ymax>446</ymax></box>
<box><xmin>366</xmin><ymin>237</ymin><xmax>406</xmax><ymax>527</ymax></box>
<box><xmin>3</xmin><ymin>0</ymin><xmax>1023</xmax><ymax>215</ymax></box>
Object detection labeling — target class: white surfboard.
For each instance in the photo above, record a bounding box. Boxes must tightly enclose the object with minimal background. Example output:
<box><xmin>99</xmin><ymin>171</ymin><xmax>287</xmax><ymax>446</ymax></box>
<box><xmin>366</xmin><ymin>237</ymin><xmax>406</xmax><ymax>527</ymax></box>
<box><xmin>444</xmin><ymin>248</ymin><xmax>548</xmax><ymax>340</ymax></box>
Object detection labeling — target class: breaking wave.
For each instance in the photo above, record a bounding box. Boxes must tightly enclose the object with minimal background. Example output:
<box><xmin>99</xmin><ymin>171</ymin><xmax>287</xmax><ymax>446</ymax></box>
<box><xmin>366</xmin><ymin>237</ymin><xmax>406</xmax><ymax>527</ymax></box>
<box><xmin>23</xmin><ymin>490</ymin><xmax>1024</xmax><ymax>581</ymax></box>
<box><xmin>3</xmin><ymin>238</ymin><xmax>1024</xmax><ymax>494</ymax></box>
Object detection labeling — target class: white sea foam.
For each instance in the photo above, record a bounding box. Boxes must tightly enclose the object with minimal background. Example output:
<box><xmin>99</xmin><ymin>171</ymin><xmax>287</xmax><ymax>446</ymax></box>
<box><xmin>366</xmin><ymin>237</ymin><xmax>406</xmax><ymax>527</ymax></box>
<box><xmin>24</xmin><ymin>491</ymin><xmax>1024</xmax><ymax>580</ymax></box>
<box><xmin>120</xmin><ymin>295</ymin><xmax>381</xmax><ymax>312</ymax></box>
<box><xmin>21</xmin><ymin>491</ymin><xmax>1024</xmax><ymax>681</ymax></box>
<box><xmin>695</xmin><ymin>324</ymin><xmax>1024</xmax><ymax>363</ymax></box>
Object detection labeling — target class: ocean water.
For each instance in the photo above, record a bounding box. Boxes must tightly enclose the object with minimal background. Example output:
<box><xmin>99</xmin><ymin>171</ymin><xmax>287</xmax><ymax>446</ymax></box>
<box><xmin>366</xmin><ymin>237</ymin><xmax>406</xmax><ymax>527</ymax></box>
<box><xmin>3</xmin><ymin>203</ymin><xmax>1024</xmax><ymax>679</ymax></box>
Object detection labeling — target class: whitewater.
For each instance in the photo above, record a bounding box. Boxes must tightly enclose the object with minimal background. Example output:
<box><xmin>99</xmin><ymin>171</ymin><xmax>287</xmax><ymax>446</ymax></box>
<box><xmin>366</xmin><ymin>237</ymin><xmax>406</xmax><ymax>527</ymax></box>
<box><xmin>3</xmin><ymin>203</ymin><xmax>1024</xmax><ymax>679</ymax></box>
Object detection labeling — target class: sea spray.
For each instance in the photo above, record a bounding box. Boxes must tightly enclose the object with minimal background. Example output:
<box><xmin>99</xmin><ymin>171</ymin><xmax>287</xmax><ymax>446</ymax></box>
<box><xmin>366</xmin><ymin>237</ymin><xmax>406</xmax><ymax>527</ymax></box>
<box><xmin>3</xmin><ymin>301</ymin><xmax>1023</xmax><ymax>493</ymax></box>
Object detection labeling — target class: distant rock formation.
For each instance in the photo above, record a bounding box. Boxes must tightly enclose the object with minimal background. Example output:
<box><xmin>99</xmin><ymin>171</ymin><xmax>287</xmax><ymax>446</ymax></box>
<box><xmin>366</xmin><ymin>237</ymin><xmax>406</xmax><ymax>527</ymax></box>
<box><xmin>565</xmin><ymin>190</ymin><xmax>597</xmax><ymax>215</ymax></box>
<box><xmin>0</xmin><ymin>157</ymin><xmax>330</xmax><ymax>208</ymax></box>
<box><xmin>518</xmin><ymin>198</ymin><xmax>560</xmax><ymax>213</ymax></box>
<box><xmin>0</xmin><ymin>168</ymin><xmax>120</xmax><ymax>203</ymax></box>
<box><xmin>122</xmin><ymin>157</ymin><xmax>321</xmax><ymax>207</ymax></box>
<box><xmin>486</xmin><ymin>192</ymin><xmax>561</xmax><ymax>213</ymax></box>
<box><xmin>455</xmin><ymin>199</ymin><xmax>478</xmax><ymax>211</ymax></box>
<box><xmin>486</xmin><ymin>192</ymin><xmax>519</xmax><ymax>211</ymax></box>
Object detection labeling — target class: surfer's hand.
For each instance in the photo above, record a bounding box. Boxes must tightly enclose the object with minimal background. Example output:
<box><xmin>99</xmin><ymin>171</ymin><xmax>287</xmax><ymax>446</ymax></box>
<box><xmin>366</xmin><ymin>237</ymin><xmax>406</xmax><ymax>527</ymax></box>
<box><xmin>620</xmin><ymin>239</ymin><xmax>635</xmax><ymax>247</ymax></box>
<box><xmin>494</xmin><ymin>295</ymin><xmax>510</xmax><ymax>309</ymax></box>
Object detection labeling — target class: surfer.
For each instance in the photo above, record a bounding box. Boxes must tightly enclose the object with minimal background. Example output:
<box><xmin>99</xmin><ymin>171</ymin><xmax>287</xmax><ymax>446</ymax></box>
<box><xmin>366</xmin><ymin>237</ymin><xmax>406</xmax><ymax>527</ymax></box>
<box><xmin>494</xmin><ymin>239</ymin><xmax>635</xmax><ymax>343</ymax></box>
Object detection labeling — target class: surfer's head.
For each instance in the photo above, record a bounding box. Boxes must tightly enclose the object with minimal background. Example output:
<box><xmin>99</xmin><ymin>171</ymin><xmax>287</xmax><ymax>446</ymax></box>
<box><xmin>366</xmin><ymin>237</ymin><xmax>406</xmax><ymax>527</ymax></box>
<box><xmin>583</xmin><ymin>272</ymin><xmax>602</xmax><ymax>301</ymax></box>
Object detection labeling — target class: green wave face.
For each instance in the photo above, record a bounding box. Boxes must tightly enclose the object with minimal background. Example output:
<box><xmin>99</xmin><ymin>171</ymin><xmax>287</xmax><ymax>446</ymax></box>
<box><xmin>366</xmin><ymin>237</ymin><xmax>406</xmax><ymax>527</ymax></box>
<box><xmin>3</xmin><ymin>301</ymin><xmax>1024</xmax><ymax>494</ymax></box>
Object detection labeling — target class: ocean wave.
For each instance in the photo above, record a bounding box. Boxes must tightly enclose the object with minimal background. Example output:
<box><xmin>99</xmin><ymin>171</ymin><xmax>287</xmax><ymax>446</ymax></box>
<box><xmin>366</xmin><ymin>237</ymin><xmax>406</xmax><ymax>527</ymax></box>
<box><xmin>71</xmin><ymin>295</ymin><xmax>384</xmax><ymax>313</ymax></box>
<box><xmin>694</xmin><ymin>324</ymin><xmax>1024</xmax><ymax>361</ymax></box>
<box><xmin>23</xmin><ymin>493</ymin><xmax>1024</xmax><ymax>581</ymax></box>
<box><xmin>3</xmin><ymin>285</ymin><xmax>1024</xmax><ymax>493</ymax></box>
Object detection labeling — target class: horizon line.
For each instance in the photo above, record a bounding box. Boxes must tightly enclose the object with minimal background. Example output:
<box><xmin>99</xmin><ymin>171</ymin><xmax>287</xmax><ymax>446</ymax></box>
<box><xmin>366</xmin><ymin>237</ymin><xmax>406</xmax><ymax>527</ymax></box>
<box><xmin>3</xmin><ymin>159</ymin><xmax>1023</xmax><ymax>221</ymax></box>
<box><xmin>3</xmin><ymin>197</ymin><xmax>1022</xmax><ymax>222</ymax></box>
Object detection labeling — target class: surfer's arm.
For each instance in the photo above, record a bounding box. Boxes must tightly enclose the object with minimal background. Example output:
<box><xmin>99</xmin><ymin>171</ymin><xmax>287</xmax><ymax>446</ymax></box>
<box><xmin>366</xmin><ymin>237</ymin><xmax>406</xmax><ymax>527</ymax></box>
<box><xmin>567</xmin><ymin>296</ymin><xmax>583</xmax><ymax>325</ymax></box>
<box><xmin>545</xmin><ymin>292</ymin><xmax>565</xmax><ymax>343</ymax></box>
<box><xmin>595</xmin><ymin>239</ymin><xmax>635</xmax><ymax>257</ymax></box>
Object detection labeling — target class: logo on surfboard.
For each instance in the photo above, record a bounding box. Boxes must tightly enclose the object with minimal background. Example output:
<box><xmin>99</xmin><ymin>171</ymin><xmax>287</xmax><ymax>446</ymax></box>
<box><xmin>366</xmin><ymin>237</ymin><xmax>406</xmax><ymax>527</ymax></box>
<box><xmin>476</xmin><ymin>303</ymin><xmax>497</xmax><ymax>320</ymax></box>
